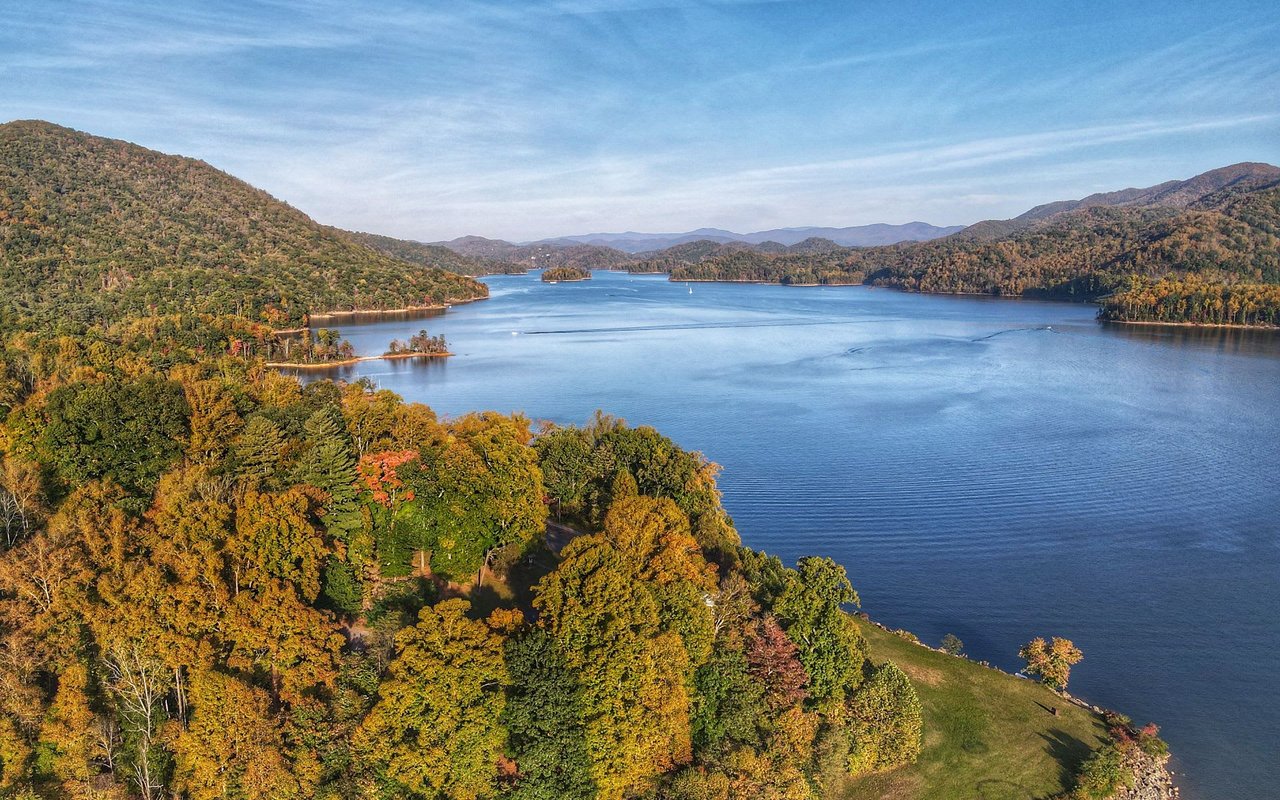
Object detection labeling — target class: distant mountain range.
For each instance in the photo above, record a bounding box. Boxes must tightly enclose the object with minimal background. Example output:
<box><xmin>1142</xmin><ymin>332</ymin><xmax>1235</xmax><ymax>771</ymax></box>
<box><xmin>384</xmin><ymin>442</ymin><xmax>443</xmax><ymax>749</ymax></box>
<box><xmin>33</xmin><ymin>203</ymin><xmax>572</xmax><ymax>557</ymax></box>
<box><xmin>4</xmin><ymin>119</ymin><xmax>1276</xmax><ymax>330</ymax></box>
<box><xmin>522</xmin><ymin>222</ymin><xmax>964</xmax><ymax>252</ymax></box>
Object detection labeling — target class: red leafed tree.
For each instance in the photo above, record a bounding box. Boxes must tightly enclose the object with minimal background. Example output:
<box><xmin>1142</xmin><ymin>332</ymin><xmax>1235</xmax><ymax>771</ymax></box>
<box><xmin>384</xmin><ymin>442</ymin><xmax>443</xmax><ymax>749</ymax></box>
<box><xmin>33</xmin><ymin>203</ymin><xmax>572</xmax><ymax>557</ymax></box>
<box><xmin>746</xmin><ymin>615</ymin><xmax>809</xmax><ymax>709</ymax></box>
<box><xmin>357</xmin><ymin>450</ymin><xmax>420</xmax><ymax>507</ymax></box>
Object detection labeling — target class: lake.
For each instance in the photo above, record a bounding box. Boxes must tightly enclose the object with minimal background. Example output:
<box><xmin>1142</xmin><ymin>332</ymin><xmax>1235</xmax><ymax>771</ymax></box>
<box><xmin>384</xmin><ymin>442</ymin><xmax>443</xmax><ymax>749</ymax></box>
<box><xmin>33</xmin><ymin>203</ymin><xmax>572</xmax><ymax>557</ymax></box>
<box><xmin>290</xmin><ymin>270</ymin><xmax>1280</xmax><ymax>799</ymax></box>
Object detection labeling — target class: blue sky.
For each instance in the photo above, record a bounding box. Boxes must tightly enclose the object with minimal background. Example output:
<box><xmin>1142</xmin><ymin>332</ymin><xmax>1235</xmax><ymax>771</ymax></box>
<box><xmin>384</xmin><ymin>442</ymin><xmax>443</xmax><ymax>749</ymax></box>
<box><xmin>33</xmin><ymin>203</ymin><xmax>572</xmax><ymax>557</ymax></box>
<box><xmin>3</xmin><ymin>0</ymin><xmax>1278</xmax><ymax>241</ymax></box>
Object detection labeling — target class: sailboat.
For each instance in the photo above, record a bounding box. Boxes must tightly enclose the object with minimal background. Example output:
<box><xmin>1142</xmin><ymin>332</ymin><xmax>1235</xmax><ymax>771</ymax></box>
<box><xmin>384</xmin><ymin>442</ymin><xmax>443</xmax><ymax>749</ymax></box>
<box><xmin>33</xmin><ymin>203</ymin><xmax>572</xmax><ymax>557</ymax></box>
<box><xmin>686</xmin><ymin>283</ymin><xmax>693</xmax><ymax>294</ymax></box>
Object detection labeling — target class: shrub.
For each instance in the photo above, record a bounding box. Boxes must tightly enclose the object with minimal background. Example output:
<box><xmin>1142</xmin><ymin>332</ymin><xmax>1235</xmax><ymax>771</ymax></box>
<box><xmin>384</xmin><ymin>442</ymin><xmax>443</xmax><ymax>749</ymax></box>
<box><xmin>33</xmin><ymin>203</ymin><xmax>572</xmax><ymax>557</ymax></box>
<box><xmin>846</xmin><ymin>662</ymin><xmax>923</xmax><ymax>775</ymax></box>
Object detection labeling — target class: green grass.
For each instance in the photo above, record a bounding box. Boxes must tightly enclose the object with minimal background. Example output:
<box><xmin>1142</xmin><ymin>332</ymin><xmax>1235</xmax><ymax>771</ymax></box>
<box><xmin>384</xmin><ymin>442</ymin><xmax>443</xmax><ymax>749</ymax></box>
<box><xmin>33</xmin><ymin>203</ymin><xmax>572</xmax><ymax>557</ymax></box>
<box><xmin>842</xmin><ymin>619</ymin><xmax>1108</xmax><ymax>800</ymax></box>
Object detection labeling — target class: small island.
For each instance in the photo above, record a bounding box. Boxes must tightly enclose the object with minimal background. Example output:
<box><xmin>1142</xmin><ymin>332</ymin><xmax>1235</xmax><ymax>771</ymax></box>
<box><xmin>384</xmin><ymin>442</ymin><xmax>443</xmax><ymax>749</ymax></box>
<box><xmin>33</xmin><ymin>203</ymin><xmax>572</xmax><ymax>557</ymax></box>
<box><xmin>386</xmin><ymin>328</ymin><xmax>451</xmax><ymax>357</ymax></box>
<box><xmin>541</xmin><ymin>265</ymin><xmax>592</xmax><ymax>282</ymax></box>
<box><xmin>265</xmin><ymin>328</ymin><xmax>451</xmax><ymax>368</ymax></box>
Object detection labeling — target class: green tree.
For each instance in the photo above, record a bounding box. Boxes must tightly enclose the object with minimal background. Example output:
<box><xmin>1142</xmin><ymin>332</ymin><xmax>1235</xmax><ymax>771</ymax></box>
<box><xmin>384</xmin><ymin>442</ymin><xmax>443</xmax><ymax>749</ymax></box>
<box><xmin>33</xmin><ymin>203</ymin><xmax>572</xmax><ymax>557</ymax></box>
<box><xmin>293</xmin><ymin>406</ymin><xmax>362</xmax><ymax>540</ymax></box>
<box><xmin>234</xmin><ymin>416</ymin><xmax>286</xmax><ymax>486</ymax></box>
<box><xmin>41</xmin><ymin>376</ymin><xmax>189</xmax><ymax>494</ymax></box>
<box><xmin>772</xmin><ymin>557</ymin><xmax>867</xmax><ymax>708</ymax></box>
<box><xmin>846</xmin><ymin>662</ymin><xmax>923</xmax><ymax>776</ymax></box>
<box><xmin>502</xmin><ymin>629</ymin><xmax>595</xmax><ymax>800</ymax></box>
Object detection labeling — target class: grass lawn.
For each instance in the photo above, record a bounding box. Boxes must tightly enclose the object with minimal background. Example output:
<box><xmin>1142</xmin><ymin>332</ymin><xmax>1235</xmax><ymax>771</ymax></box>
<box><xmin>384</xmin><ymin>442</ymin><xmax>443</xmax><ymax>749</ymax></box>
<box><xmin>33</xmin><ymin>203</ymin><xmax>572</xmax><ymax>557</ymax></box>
<box><xmin>842</xmin><ymin>619</ymin><xmax>1109</xmax><ymax>800</ymax></box>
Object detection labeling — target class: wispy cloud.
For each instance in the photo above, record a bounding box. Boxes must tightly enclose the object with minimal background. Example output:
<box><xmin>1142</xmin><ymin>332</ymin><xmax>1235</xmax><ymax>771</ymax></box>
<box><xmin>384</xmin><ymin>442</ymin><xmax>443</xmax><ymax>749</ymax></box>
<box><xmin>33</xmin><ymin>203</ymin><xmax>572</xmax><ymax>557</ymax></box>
<box><xmin>3</xmin><ymin>1</ymin><xmax>1277</xmax><ymax>240</ymax></box>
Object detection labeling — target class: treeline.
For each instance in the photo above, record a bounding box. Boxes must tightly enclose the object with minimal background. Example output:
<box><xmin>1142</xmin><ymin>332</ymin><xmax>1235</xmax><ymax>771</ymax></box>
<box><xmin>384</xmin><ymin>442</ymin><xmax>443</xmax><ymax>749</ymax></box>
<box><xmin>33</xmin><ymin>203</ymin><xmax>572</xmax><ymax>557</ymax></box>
<box><xmin>0</xmin><ymin>121</ymin><xmax>487</xmax><ymax>332</ymax></box>
<box><xmin>0</xmin><ymin>320</ymin><xmax>922</xmax><ymax>800</ymax></box>
<box><xmin>541</xmin><ymin>266</ymin><xmax>591</xmax><ymax>282</ymax></box>
<box><xmin>1099</xmin><ymin>276</ymin><xmax>1280</xmax><ymax>327</ymax></box>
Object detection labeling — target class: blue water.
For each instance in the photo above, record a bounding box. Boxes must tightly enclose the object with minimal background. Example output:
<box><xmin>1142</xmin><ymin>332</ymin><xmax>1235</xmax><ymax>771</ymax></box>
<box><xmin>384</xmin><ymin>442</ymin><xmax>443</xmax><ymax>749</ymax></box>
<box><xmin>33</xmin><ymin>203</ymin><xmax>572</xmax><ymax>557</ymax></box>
<box><xmin>290</xmin><ymin>271</ymin><xmax>1280</xmax><ymax>799</ymax></box>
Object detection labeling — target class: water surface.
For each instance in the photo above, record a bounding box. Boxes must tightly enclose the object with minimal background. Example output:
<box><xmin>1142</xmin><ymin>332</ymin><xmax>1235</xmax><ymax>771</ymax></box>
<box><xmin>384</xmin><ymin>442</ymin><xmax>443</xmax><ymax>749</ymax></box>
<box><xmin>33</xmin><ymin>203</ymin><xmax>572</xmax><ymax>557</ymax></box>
<box><xmin>294</xmin><ymin>271</ymin><xmax>1280</xmax><ymax>799</ymax></box>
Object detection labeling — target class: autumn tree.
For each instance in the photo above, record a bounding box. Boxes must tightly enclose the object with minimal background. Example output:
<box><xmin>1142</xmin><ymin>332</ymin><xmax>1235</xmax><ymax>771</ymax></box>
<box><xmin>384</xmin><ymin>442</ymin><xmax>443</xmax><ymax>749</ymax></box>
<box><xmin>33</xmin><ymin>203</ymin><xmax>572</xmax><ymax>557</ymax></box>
<box><xmin>355</xmin><ymin>598</ymin><xmax>507</xmax><ymax>799</ymax></box>
<box><xmin>184</xmin><ymin>379</ymin><xmax>243</xmax><ymax>465</ymax></box>
<box><xmin>0</xmin><ymin>456</ymin><xmax>44</xmax><ymax>549</ymax></box>
<box><xmin>603</xmin><ymin>496</ymin><xmax>717</xmax><ymax>666</ymax></box>
<box><xmin>171</xmin><ymin>669</ymin><xmax>303</xmax><ymax>800</ymax></box>
<box><xmin>231</xmin><ymin>488</ymin><xmax>329</xmax><ymax>602</ymax></box>
<box><xmin>534</xmin><ymin>537</ymin><xmax>693</xmax><ymax>799</ymax></box>
<box><xmin>1019</xmin><ymin>636</ymin><xmax>1084</xmax><ymax>691</ymax></box>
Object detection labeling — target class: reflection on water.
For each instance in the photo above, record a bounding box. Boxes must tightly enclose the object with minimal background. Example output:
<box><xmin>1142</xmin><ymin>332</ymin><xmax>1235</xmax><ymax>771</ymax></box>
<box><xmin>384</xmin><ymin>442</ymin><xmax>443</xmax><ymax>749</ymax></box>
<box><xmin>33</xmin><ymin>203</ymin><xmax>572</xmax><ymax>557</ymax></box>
<box><xmin>1099</xmin><ymin>319</ymin><xmax>1280</xmax><ymax>357</ymax></box>
<box><xmin>296</xmin><ymin>271</ymin><xmax>1280</xmax><ymax>800</ymax></box>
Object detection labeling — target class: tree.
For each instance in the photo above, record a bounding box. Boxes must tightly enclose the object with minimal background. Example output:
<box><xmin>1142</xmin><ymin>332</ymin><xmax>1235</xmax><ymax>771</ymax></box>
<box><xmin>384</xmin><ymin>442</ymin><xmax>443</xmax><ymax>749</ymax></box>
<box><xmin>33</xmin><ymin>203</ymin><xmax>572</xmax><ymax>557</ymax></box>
<box><xmin>101</xmin><ymin>640</ymin><xmax>172</xmax><ymax>800</ymax></box>
<box><xmin>502</xmin><ymin>629</ymin><xmax>595</xmax><ymax>800</ymax></box>
<box><xmin>1019</xmin><ymin>636</ymin><xmax>1084</xmax><ymax>691</ymax></box>
<box><xmin>234</xmin><ymin>416</ymin><xmax>286</xmax><ymax>486</ymax></box>
<box><xmin>941</xmin><ymin>633</ymin><xmax>964</xmax><ymax>656</ymax></box>
<box><xmin>418</xmin><ymin>413</ymin><xmax>546</xmax><ymax>582</ymax></box>
<box><xmin>355</xmin><ymin>599</ymin><xmax>506</xmax><ymax>799</ymax></box>
<box><xmin>772</xmin><ymin>557</ymin><xmax>867</xmax><ymax>708</ymax></box>
<box><xmin>293</xmin><ymin>406</ymin><xmax>362</xmax><ymax>540</ymax></box>
<box><xmin>534</xmin><ymin>537</ymin><xmax>692</xmax><ymax>799</ymax></box>
<box><xmin>603</xmin><ymin>496</ymin><xmax>717</xmax><ymax>665</ymax></box>
<box><xmin>41</xmin><ymin>376</ymin><xmax>189</xmax><ymax>494</ymax></box>
<box><xmin>231</xmin><ymin>488</ymin><xmax>329</xmax><ymax>602</ymax></box>
<box><xmin>184</xmin><ymin>379</ymin><xmax>243</xmax><ymax>465</ymax></box>
<box><xmin>745</xmin><ymin>616</ymin><xmax>808</xmax><ymax>711</ymax></box>
<box><xmin>171</xmin><ymin>669</ymin><xmax>303</xmax><ymax>800</ymax></box>
<box><xmin>0</xmin><ymin>456</ymin><xmax>44</xmax><ymax>549</ymax></box>
<box><xmin>846</xmin><ymin>662</ymin><xmax>923</xmax><ymax>775</ymax></box>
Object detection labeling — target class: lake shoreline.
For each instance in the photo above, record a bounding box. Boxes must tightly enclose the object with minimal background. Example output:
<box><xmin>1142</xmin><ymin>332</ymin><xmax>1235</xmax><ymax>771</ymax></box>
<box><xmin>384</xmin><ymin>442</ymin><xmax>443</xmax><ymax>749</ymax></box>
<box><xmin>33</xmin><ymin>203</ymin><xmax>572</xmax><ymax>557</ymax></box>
<box><xmin>1103</xmin><ymin>318</ymin><xmax>1280</xmax><ymax>331</ymax></box>
<box><xmin>273</xmin><ymin>295</ymin><xmax>488</xmax><ymax>334</ymax></box>
<box><xmin>266</xmin><ymin>351</ymin><xmax>452</xmax><ymax>370</ymax></box>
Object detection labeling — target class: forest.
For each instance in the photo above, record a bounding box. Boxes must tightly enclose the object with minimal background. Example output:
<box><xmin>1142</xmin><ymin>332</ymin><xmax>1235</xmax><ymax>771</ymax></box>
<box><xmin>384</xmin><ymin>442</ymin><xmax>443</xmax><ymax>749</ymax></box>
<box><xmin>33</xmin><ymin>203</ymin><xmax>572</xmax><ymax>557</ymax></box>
<box><xmin>0</xmin><ymin>316</ymin><xmax>928</xmax><ymax>800</ymax></box>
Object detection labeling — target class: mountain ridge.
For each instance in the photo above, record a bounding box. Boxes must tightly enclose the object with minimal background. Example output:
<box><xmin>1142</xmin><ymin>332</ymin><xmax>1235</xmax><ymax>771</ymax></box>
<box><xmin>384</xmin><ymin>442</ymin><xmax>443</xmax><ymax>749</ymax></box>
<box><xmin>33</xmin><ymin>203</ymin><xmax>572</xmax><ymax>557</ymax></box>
<box><xmin>0</xmin><ymin>119</ymin><xmax>488</xmax><ymax>329</ymax></box>
<box><xmin>527</xmin><ymin>221</ymin><xmax>964</xmax><ymax>252</ymax></box>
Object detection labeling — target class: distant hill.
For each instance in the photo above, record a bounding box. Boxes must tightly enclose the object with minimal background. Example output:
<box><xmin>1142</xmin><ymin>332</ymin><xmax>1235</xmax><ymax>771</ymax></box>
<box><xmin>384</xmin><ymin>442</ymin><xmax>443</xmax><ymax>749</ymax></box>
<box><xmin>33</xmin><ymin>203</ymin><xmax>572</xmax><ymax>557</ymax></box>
<box><xmin>960</xmin><ymin>162</ymin><xmax>1280</xmax><ymax>240</ymax></box>
<box><xmin>434</xmin><ymin>235</ymin><xmax>632</xmax><ymax>271</ymax></box>
<box><xmin>342</xmin><ymin>230</ymin><xmax>517</xmax><ymax>276</ymax></box>
<box><xmin>666</xmin><ymin>163</ymin><xmax>1280</xmax><ymax>320</ymax></box>
<box><xmin>537</xmin><ymin>221</ymin><xmax>963</xmax><ymax>252</ymax></box>
<box><xmin>0</xmin><ymin>120</ymin><xmax>487</xmax><ymax>330</ymax></box>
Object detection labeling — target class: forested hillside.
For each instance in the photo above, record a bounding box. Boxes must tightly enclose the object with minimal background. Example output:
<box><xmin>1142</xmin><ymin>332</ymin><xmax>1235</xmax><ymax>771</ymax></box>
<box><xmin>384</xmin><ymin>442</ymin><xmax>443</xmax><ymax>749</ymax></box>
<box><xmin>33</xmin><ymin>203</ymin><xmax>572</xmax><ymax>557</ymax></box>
<box><xmin>0</xmin><ymin>121</ymin><xmax>487</xmax><ymax>331</ymax></box>
<box><xmin>663</xmin><ymin>165</ymin><xmax>1280</xmax><ymax>325</ymax></box>
<box><xmin>0</xmin><ymin>320</ymin><xmax>935</xmax><ymax>799</ymax></box>
<box><xmin>338</xmin><ymin>229</ymin><xmax>507</xmax><ymax>277</ymax></box>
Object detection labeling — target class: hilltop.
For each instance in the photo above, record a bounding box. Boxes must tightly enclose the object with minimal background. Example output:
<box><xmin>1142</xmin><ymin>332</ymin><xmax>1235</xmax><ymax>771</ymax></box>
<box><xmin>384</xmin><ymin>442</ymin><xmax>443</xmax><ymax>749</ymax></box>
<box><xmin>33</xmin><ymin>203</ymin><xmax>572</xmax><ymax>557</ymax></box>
<box><xmin>0</xmin><ymin>120</ymin><xmax>488</xmax><ymax>330</ymax></box>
